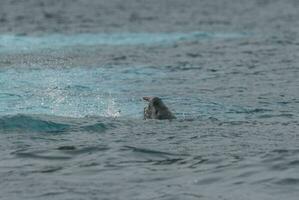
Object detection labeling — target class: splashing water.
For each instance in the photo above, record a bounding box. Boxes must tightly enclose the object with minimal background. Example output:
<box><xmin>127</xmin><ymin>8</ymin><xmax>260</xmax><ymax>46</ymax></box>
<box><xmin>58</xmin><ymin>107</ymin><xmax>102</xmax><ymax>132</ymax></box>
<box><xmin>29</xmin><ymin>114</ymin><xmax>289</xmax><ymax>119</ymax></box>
<box><xmin>104</xmin><ymin>94</ymin><xmax>121</xmax><ymax>118</ymax></box>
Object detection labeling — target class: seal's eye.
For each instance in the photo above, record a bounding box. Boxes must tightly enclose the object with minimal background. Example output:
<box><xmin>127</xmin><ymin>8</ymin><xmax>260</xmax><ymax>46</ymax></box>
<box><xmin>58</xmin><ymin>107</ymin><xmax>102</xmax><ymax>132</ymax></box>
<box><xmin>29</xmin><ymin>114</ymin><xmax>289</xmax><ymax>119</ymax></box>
<box><xmin>153</xmin><ymin>100</ymin><xmax>160</xmax><ymax>107</ymax></box>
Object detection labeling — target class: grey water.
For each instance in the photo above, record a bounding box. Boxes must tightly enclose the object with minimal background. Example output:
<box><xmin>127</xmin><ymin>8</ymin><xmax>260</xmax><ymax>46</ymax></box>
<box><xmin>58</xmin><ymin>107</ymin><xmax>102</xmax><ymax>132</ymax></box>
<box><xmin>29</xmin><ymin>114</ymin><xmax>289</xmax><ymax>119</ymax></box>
<box><xmin>0</xmin><ymin>0</ymin><xmax>299</xmax><ymax>200</ymax></box>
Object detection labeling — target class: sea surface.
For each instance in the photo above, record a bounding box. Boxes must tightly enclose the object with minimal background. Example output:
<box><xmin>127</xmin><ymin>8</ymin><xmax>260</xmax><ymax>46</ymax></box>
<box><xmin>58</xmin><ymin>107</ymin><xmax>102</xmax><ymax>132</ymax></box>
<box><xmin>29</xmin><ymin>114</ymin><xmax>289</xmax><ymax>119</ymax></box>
<box><xmin>0</xmin><ymin>0</ymin><xmax>299</xmax><ymax>200</ymax></box>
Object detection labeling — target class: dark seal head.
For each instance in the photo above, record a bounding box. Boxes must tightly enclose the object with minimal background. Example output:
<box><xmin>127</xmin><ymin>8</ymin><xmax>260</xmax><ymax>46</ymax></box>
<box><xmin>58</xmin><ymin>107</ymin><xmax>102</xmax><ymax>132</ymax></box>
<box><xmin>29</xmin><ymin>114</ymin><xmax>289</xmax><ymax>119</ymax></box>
<box><xmin>143</xmin><ymin>96</ymin><xmax>176</xmax><ymax>120</ymax></box>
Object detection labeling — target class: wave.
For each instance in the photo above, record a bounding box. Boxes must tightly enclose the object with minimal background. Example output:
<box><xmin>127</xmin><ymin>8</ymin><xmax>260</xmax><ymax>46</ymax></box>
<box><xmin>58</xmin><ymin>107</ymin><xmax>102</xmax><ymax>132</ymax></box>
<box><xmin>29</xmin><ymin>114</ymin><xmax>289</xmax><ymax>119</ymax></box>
<box><xmin>0</xmin><ymin>114</ymin><xmax>113</xmax><ymax>133</ymax></box>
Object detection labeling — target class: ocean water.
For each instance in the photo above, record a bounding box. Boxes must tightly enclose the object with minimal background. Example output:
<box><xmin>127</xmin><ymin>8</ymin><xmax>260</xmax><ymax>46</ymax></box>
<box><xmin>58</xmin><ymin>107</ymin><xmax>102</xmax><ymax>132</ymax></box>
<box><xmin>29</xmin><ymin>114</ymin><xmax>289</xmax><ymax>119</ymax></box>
<box><xmin>1</xmin><ymin>0</ymin><xmax>299</xmax><ymax>200</ymax></box>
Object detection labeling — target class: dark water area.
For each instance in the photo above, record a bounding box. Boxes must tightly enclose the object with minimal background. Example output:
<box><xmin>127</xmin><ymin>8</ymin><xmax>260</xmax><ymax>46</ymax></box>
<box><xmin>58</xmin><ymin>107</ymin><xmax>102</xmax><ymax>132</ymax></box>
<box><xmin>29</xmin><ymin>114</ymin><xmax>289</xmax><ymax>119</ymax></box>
<box><xmin>0</xmin><ymin>114</ymin><xmax>298</xmax><ymax>200</ymax></box>
<box><xmin>0</xmin><ymin>0</ymin><xmax>299</xmax><ymax>200</ymax></box>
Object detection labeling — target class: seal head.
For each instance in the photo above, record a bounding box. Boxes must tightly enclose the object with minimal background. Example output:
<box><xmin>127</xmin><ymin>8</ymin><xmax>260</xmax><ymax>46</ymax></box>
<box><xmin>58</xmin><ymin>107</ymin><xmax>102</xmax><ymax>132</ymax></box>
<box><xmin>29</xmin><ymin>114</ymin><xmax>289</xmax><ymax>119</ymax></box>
<box><xmin>143</xmin><ymin>96</ymin><xmax>176</xmax><ymax>120</ymax></box>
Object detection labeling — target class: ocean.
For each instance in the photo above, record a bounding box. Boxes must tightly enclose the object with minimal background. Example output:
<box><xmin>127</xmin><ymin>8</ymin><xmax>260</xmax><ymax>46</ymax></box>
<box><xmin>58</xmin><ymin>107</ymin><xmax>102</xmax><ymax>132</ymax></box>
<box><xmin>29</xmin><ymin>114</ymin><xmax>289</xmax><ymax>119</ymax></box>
<box><xmin>0</xmin><ymin>0</ymin><xmax>299</xmax><ymax>199</ymax></box>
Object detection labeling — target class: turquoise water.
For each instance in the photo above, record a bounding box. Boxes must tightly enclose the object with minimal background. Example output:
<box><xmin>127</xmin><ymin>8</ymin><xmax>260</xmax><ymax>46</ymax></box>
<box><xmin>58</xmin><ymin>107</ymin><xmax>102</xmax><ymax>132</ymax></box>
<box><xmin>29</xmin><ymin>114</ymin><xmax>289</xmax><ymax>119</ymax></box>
<box><xmin>0</xmin><ymin>66</ymin><xmax>141</xmax><ymax>117</ymax></box>
<box><xmin>0</xmin><ymin>32</ymin><xmax>247</xmax><ymax>52</ymax></box>
<box><xmin>0</xmin><ymin>65</ymin><xmax>264</xmax><ymax>121</ymax></box>
<box><xmin>0</xmin><ymin>31</ymin><xmax>253</xmax><ymax>120</ymax></box>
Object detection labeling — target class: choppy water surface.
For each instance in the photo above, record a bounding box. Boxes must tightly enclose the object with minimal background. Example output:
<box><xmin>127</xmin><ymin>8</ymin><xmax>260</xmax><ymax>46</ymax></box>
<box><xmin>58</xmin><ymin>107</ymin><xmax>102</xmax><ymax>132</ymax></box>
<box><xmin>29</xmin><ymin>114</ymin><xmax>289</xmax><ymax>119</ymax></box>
<box><xmin>1</xmin><ymin>0</ymin><xmax>299</xmax><ymax>200</ymax></box>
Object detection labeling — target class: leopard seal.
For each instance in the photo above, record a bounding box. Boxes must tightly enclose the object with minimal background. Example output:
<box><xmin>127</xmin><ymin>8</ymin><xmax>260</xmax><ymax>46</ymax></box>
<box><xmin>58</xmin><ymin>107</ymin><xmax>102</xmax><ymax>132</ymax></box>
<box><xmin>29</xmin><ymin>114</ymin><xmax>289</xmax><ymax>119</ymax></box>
<box><xmin>143</xmin><ymin>96</ymin><xmax>176</xmax><ymax>120</ymax></box>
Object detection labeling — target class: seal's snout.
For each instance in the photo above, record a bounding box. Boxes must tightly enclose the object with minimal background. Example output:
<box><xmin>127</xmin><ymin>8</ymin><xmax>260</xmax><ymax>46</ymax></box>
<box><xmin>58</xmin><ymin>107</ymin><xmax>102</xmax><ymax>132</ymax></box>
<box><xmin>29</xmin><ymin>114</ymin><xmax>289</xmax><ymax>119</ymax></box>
<box><xmin>142</xmin><ymin>96</ymin><xmax>153</xmax><ymax>102</ymax></box>
<box><xmin>143</xmin><ymin>96</ymin><xmax>176</xmax><ymax>120</ymax></box>
<box><xmin>143</xmin><ymin>96</ymin><xmax>150</xmax><ymax>101</ymax></box>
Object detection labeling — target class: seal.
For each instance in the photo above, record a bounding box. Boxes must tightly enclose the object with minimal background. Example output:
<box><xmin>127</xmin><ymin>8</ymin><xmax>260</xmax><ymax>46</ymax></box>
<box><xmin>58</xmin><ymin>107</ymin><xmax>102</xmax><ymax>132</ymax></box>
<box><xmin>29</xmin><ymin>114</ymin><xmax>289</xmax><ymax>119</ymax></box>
<box><xmin>143</xmin><ymin>96</ymin><xmax>176</xmax><ymax>120</ymax></box>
